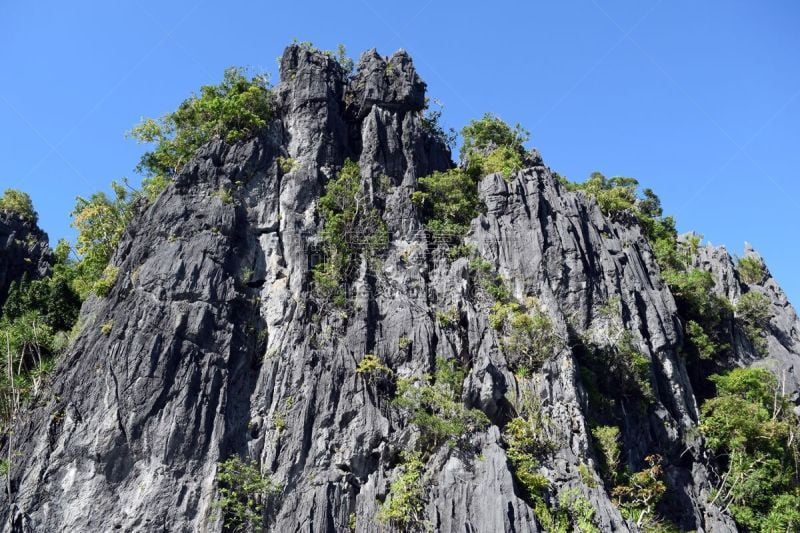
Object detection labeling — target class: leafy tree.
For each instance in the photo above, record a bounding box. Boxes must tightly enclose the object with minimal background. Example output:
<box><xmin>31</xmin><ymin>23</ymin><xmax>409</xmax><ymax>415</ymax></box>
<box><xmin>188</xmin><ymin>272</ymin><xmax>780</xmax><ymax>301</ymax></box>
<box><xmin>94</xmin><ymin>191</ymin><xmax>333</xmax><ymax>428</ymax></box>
<box><xmin>0</xmin><ymin>189</ymin><xmax>37</xmax><ymax>222</ymax></box>
<box><xmin>213</xmin><ymin>456</ymin><xmax>280</xmax><ymax>532</ymax></box>
<box><xmin>70</xmin><ymin>182</ymin><xmax>132</xmax><ymax>298</ymax></box>
<box><xmin>737</xmin><ymin>256</ymin><xmax>765</xmax><ymax>285</ymax></box>
<box><xmin>489</xmin><ymin>298</ymin><xmax>561</xmax><ymax>375</ymax></box>
<box><xmin>377</xmin><ymin>451</ymin><xmax>426</xmax><ymax>529</ymax></box>
<box><xmin>461</xmin><ymin>113</ymin><xmax>529</xmax><ymax>179</ymax></box>
<box><xmin>411</xmin><ymin>168</ymin><xmax>483</xmax><ymax>242</ymax></box>
<box><xmin>393</xmin><ymin>358</ymin><xmax>488</xmax><ymax>452</ymax></box>
<box><xmin>700</xmin><ymin>368</ymin><xmax>799</xmax><ymax>531</ymax></box>
<box><xmin>129</xmin><ymin>67</ymin><xmax>273</xmax><ymax>183</ymax></box>
<box><xmin>735</xmin><ymin>291</ymin><xmax>771</xmax><ymax>354</ymax></box>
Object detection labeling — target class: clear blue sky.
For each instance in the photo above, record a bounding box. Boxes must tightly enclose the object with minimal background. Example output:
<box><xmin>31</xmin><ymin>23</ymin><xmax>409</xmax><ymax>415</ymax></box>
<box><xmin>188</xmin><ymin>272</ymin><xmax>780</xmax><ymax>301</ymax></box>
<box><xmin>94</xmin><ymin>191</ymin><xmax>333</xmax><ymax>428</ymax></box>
<box><xmin>1</xmin><ymin>1</ymin><xmax>798</xmax><ymax>304</ymax></box>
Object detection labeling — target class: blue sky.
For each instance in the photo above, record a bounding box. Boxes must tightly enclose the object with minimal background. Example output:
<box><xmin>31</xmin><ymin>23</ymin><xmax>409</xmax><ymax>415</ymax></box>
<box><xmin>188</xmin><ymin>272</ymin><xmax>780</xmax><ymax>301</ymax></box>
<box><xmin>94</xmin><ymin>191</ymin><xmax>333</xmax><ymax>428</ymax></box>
<box><xmin>1</xmin><ymin>1</ymin><xmax>799</xmax><ymax>303</ymax></box>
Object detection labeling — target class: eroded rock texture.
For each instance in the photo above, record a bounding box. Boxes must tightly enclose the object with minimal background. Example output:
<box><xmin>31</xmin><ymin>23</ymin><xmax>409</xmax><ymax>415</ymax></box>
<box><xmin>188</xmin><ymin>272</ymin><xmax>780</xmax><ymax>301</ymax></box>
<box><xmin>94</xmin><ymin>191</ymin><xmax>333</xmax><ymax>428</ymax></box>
<box><xmin>2</xmin><ymin>45</ymin><xmax>798</xmax><ymax>532</ymax></box>
<box><xmin>0</xmin><ymin>211</ymin><xmax>51</xmax><ymax>305</ymax></box>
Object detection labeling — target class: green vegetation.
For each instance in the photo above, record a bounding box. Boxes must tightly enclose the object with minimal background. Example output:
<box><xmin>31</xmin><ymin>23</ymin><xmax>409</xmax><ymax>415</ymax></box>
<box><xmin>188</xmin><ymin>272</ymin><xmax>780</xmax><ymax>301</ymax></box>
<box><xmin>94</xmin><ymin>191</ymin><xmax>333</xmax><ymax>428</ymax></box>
<box><xmin>735</xmin><ymin>291</ymin><xmax>771</xmax><ymax>354</ymax></box>
<box><xmin>355</xmin><ymin>354</ymin><xmax>392</xmax><ymax>385</ymax></box>
<box><xmin>100</xmin><ymin>320</ymin><xmax>114</xmax><ymax>336</ymax></box>
<box><xmin>461</xmin><ymin>113</ymin><xmax>529</xmax><ymax>180</ymax></box>
<box><xmin>0</xmin><ymin>239</ymin><xmax>81</xmax><ymax>429</ymax></box>
<box><xmin>591</xmin><ymin>425</ymin><xmax>621</xmax><ymax>485</ymax></box>
<box><xmin>312</xmin><ymin>159</ymin><xmax>388</xmax><ymax>308</ymax></box>
<box><xmin>213</xmin><ymin>455</ymin><xmax>280</xmax><ymax>532</ymax></box>
<box><xmin>489</xmin><ymin>297</ymin><xmax>560</xmax><ymax>375</ymax></box>
<box><xmin>411</xmin><ymin>168</ymin><xmax>483</xmax><ymax>242</ymax></box>
<box><xmin>70</xmin><ymin>182</ymin><xmax>133</xmax><ymax>299</ymax></box>
<box><xmin>293</xmin><ymin>41</ymin><xmax>354</xmax><ymax>73</ymax></box>
<box><xmin>700</xmin><ymin>368</ymin><xmax>800</xmax><ymax>532</ymax></box>
<box><xmin>129</xmin><ymin>67</ymin><xmax>273</xmax><ymax>185</ymax></box>
<box><xmin>277</xmin><ymin>156</ymin><xmax>297</xmax><ymax>174</ymax></box>
<box><xmin>420</xmin><ymin>98</ymin><xmax>457</xmax><ymax>149</ymax></box>
<box><xmin>566</xmin><ymin>173</ymin><xmax>731</xmax><ymax>363</ymax></box>
<box><xmin>737</xmin><ymin>256</ymin><xmax>765</xmax><ymax>285</ymax></box>
<box><xmin>611</xmin><ymin>455</ymin><xmax>667</xmax><ymax>530</ymax></box>
<box><xmin>393</xmin><ymin>357</ymin><xmax>488</xmax><ymax>452</ymax></box>
<box><xmin>377</xmin><ymin>451</ymin><xmax>426</xmax><ymax>529</ymax></box>
<box><xmin>0</xmin><ymin>189</ymin><xmax>37</xmax><ymax>222</ymax></box>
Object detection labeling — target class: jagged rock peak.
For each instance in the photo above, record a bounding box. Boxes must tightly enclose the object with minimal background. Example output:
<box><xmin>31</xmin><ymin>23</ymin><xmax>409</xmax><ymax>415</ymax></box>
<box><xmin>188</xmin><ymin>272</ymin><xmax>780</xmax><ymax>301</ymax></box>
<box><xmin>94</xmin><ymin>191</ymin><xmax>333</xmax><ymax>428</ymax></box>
<box><xmin>0</xmin><ymin>210</ymin><xmax>51</xmax><ymax>305</ymax></box>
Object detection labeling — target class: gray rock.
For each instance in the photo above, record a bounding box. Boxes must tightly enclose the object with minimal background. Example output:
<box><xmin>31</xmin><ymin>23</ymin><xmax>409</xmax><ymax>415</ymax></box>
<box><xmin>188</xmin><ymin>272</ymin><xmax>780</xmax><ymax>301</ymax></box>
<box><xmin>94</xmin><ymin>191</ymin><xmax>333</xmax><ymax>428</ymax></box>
<box><xmin>2</xmin><ymin>44</ymin><xmax>796</xmax><ymax>533</ymax></box>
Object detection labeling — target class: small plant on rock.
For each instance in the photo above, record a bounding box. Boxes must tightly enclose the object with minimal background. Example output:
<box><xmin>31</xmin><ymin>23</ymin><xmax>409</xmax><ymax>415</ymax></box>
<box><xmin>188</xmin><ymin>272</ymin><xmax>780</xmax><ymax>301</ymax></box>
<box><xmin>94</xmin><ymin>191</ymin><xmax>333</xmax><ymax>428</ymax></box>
<box><xmin>213</xmin><ymin>456</ymin><xmax>280</xmax><ymax>532</ymax></box>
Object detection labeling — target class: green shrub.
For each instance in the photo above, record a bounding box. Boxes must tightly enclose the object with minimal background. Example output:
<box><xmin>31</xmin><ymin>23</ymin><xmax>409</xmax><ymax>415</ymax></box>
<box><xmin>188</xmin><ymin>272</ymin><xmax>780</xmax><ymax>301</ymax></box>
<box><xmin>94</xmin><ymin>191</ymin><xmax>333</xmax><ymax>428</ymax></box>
<box><xmin>611</xmin><ymin>455</ymin><xmax>667</xmax><ymax>530</ymax></box>
<box><xmin>567</xmin><ymin>173</ymin><xmax>638</xmax><ymax>217</ymax></box>
<box><xmin>684</xmin><ymin>320</ymin><xmax>716</xmax><ymax>360</ymax></box>
<box><xmin>468</xmin><ymin>256</ymin><xmax>512</xmax><ymax>302</ymax></box>
<box><xmin>411</xmin><ymin>168</ymin><xmax>483</xmax><ymax>242</ymax></box>
<box><xmin>591</xmin><ymin>425</ymin><xmax>621</xmax><ymax>485</ymax></box>
<box><xmin>700</xmin><ymin>368</ymin><xmax>799</xmax><ymax>532</ymax></box>
<box><xmin>100</xmin><ymin>320</ymin><xmax>114</xmax><ymax>336</ymax></box>
<box><xmin>377</xmin><ymin>451</ymin><xmax>426</xmax><ymax>529</ymax></box>
<box><xmin>504</xmin><ymin>417</ymin><xmax>551</xmax><ymax>498</ymax></box>
<box><xmin>393</xmin><ymin>358</ymin><xmax>488</xmax><ymax>451</ymax></box>
<box><xmin>735</xmin><ymin>291</ymin><xmax>771</xmax><ymax>354</ymax></box>
<box><xmin>737</xmin><ymin>256</ymin><xmax>765</xmax><ymax>285</ymax></box>
<box><xmin>420</xmin><ymin>98</ymin><xmax>457</xmax><ymax>149</ymax></box>
<box><xmin>277</xmin><ymin>156</ymin><xmax>297</xmax><ymax>174</ymax></box>
<box><xmin>490</xmin><ymin>298</ymin><xmax>560</xmax><ymax>375</ymax></box>
<box><xmin>355</xmin><ymin>354</ymin><xmax>392</xmax><ymax>383</ymax></box>
<box><xmin>213</xmin><ymin>456</ymin><xmax>280</xmax><ymax>531</ymax></box>
<box><xmin>461</xmin><ymin>113</ymin><xmax>530</xmax><ymax>180</ymax></box>
<box><xmin>312</xmin><ymin>159</ymin><xmax>387</xmax><ymax>307</ymax></box>
<box><xmin>0</xmin><ymin>189</ymin><xmax>37</xmax><ymax>222</ymax></box>
<box><xmin>129</xmin><ymin>67</ymin><xmax>273</xmax><ymax>181</ymax></box>
<box><xmin>71</xmin><ymin>182</ymin><xmax>132</xmax><ymax>299</ymax></box>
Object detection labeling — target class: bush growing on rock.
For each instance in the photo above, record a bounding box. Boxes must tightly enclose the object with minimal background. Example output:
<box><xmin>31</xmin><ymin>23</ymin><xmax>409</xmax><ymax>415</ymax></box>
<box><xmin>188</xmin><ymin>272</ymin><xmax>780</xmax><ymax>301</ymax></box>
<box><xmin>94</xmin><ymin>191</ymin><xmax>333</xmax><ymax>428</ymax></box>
<box><xmin>737</xmin><ymin>256</ymin><xmax>765</xmax><ymax>285</ymax></box>
<box><xmin>213</xmin><ymin>456</ymin><xmax>280</xmax><ymax>531</ymax></box>
<box><xmin>0</xmin><ymin>189</ymin><xmax>37</xmax><ymax>222</ymax></box>
<box><xmin>461</xmin><ymin>113</ymin><xmax>529</xmax><ymax>179</ymax></box>
<box><xmin>700</xmin><ymin>368</ymin><xmax>800</xmax><ymax>531</ymax></box>
<box><xmin>129</xmin><ymin>67</ymin><xmax>273</xmax><ymax>184</ymax></box>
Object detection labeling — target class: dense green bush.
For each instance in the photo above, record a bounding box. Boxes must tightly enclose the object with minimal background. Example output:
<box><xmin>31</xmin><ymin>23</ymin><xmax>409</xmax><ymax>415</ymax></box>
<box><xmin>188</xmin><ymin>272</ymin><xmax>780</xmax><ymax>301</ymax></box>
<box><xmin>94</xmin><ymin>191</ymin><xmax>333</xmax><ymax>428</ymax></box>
<box><xmin>411</xmin><ymin>168</ymin><xmax>483</xmax><ymax>242</ymax></box>
<box><xmin>700</xmin><ymin>368</ymin><xmax>799</xmax><ymax>531</ymax></box>
<box><xmin>129</xmin><ymin>67</ymin><xmax>272</xmax><ymax>183</ymax></box>
<box><xmin>461</xmin><ymin>113</ymin><xmax>529</xmax><ymax>180</ymax></box>
<box><xmin>735</xmin><ymin>291</ymin><xmax>771</xmax><ymax>354</ymax></box>
<box><xmin>567</xmin><ymin>173</ymin><xmax>639</xmax><ymax>217</ymax></box>
<box><xmin>70</xmin><ymin>182</ymin><xmax>133</xmax><ymax>299</ymax></box>
<box><xmin>737</xmin><ymin>256</ymin><xmax>765</xmax><ymax>285</ymax></box>
<box><xmin>0</xmin><ymin>189</ymin><xmax>37</xmax><ymax>222</ymax></box>
<box><xmin>312</xmin><ymin>160</ymin><xmax>387</xmax><ymax>307</ymax></box>
<box><xmin>591</xmin><ymin>425</ymin><xmax>621</xmax><ymax>485</ymax></box>
<box><xmin>504</xmin><ymin>417</ymin><xmax>551</xmax><ymax>497</ymax></box>
<box><xmin>377</xmin><ymin>451</ymin><xmax>426</xmax><ymax>529</ymax></box>
<box><xmin>489</xmin><ymin>298</ymin><xmax>561</xmax><ymax>375</ymax></box>
<box><xmin>393</xmin><ymin>358</ymin><xmax>488</xmax><ymax>451</ymax></box>
<box><xmin>213</xmin><ymin>456</ymin><xmax>280</xmax><ymax>532</ymax></box>
<box><xmin>611</xmin><ymin>455</ymin><xmax>667</xmax><ymax>530</ymax></box>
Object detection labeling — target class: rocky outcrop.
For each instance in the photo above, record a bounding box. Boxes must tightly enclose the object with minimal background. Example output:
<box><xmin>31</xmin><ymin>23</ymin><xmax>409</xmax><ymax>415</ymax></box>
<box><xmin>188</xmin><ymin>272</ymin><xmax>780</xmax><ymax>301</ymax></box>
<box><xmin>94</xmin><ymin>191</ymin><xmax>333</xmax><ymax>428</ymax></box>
<box><xmin>0</xmin><ymin>211</ymin><xmax>51</xmax><ymax>306</ymax></box>
<box><xmin>1</xmin><ymin>44</ymin><xmax>797</xmax><ymax>532</ymax></box>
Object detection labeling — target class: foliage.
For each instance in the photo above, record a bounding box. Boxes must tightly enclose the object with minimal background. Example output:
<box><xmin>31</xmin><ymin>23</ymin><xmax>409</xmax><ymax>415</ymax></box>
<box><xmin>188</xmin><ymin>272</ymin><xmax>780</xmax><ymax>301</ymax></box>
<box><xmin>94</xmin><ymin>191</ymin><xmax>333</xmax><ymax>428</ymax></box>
<box><xmin>420</xmin><ymin>98</ymin><xmax>457</xmax><ymax>149</ymax></box>
<box><xmin>377</xmin><ymin>451</ymin><xmax>426</xmax><ymax>529</ymax></box>
<box><xmin>312</xmin><ymin>159</ymin><xmax>387</xmax><ymax>308</ymax></box>
<box><xmin>355</xmin><ymin>354</ymin><xmax>392</xmax><ymax>384</ymax></box>
<box><xmin>735</xmin><ymin>291</ymin><xmax>771</xmax><ymax>354</ymax></box>
<box><xmin>611</xmin><ymin>455</ymin><xmax>667</xmax><ymax>530</ymax></box>
<box><xmin>469</xmin><ymin>256</ymin><xmax>512</xmax><ymax>302</ymax></box>
<box><xmin>393</xmin><ymin>358</ymin><xmax>488</xmax><ymax>452</ymax></box>
<box><xmin>411</xmin><ymin>168</ymin><xmax>483</xmax><ymax>242</ymax></box>
<box><xmin>213</xmin><ymin>456</ymin><xmax>280</xmax><ymax>532</ymax></box>
<box><xmin>700</xmin><ymin>368</ymin><xmax>799</xmax><ymax>531</ymax></box>
<box><xmin>685</xmin><ymin>320</ymin><xmax>716</xmax><ymax>360</ymax></box>
<box><xmin>0</xmin><ymin>238</ymin><xmax>82</xmax><ymax>430</ymax></box>
<box><xmin>737</xmin><ymin>256</ymin><xmax>765</xmax><ymax>285</ymax></box>
<box><xmin>489</xmin><ymin>298</ymin><xmax>561</xmax><ymax>374</ymax></box>
<box><xmin>277</xmin><ymin>156</ymin><xmax>297</xmax><ymax>174</ymax></box>
<box><xmin>592</xmin><ymin>425</ymin><xmax>621</xmax><ymax>485</ymax></box>
<box><xmin>504</xmin><ymin>417</ymin><xmax>550</xmax><ymax>498</ymax></box>
<box><xmin>100</xmin><ymin>320</ymin><xmax>114</xmax><ymax>335</ymax></box>
<box><xmin>566</xmin><ymin>173</ymin><xmax>639</xmax><ymax>217</ymax></box>
<box><xmin>70</xmin><ymin>181</ymin><xmax>132</xmax><ymax>299</ymax></box>
<box><xmin>461</xmin><ymin>113</ymin><xmax>529</xmax><ymax>180</ymax></box>
<box><xmin>129</xmin><ymin>67</ymin><xmax>271</xmax><ymax>184</ymax></box>
<box><xmin>435</xmin><ymin>308</ymin><xmax>458</xmax><ymax>328</ymax></box>
<box><xmin>0</xmin><ymin>189</ymin><xmax>37</xmax><ymax>222</ymax></box>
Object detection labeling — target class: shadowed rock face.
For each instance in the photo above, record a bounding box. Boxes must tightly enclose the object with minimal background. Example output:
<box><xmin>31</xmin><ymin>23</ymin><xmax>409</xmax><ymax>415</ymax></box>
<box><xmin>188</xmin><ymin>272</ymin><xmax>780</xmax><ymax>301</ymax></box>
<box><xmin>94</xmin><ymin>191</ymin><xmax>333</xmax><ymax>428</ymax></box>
<box><xmin>0</xmin><ymin>212</ymin><xmax>51</xmax><ymax>306</ymax></box>
<box><xmin>1</xmin><ymin>45</ymin><xmax>797</xmax><ymax>532</ymax></box>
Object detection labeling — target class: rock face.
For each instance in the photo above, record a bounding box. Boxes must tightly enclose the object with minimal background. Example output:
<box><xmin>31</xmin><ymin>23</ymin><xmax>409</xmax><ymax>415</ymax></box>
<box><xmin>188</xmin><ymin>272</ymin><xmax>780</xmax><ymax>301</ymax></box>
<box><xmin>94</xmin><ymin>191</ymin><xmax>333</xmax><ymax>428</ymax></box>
<box><xmin>0</xmin><ymin>211</ymin><xmax>51</xmax><ymax>305</ymax></box>
<box><xmin>1</xmin><ymin>45</ymin><xmax>798</xmax><ymax>532</ymax></box>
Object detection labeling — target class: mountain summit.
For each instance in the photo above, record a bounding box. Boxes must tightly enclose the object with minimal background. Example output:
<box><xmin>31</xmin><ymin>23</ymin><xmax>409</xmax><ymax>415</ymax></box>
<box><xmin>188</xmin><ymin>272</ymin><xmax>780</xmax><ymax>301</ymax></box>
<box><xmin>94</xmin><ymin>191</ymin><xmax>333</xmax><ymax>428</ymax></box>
<box><xmin>1</xmin><ymin>44</ymin><xmax>798</xmax><ymax>532</ymax></box>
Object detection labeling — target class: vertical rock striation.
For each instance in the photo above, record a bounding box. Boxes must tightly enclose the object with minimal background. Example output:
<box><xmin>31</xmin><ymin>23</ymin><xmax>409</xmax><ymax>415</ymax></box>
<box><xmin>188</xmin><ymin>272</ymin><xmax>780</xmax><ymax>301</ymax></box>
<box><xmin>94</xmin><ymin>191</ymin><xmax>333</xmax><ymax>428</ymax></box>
<box><xmin>1</xmin><ymin>45</ymin><xmax>797</xmax><ymax>532</ymax></box>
